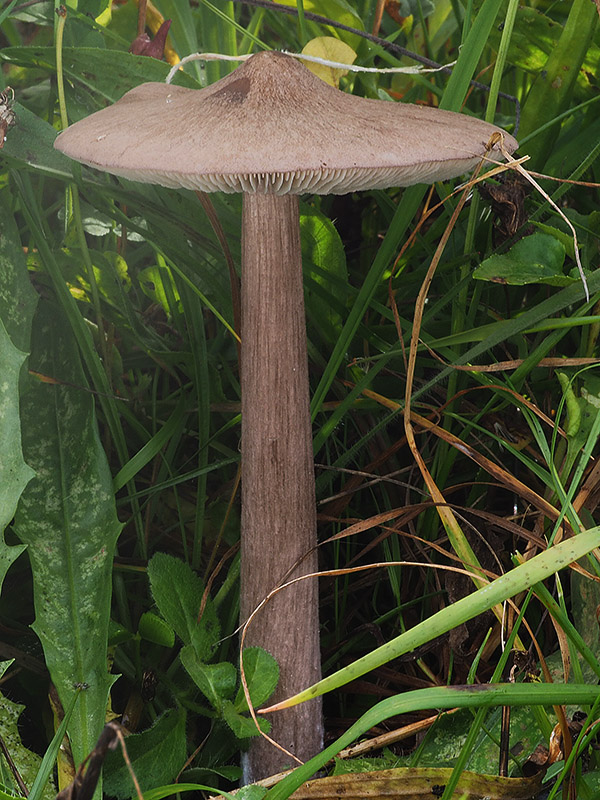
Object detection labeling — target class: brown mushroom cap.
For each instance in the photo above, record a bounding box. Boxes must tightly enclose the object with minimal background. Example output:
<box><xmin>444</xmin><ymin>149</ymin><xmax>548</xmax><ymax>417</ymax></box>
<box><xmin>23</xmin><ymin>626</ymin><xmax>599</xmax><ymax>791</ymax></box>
<box><xmin>54</xmin><ymin>50</ymin><xmax>518</xmax><ymax>194</ymax></box>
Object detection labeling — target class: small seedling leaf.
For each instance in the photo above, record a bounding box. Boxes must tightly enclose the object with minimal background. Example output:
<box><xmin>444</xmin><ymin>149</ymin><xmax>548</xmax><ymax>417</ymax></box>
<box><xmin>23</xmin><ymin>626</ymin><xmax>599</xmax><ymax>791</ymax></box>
<box><xmin>138</xmin><ymin>612</ymin><xmax>175</xmax><ymax>648</ymax></box>
<box><xmin>147</xmin><ymin>552</ymin><xmax>220</xmax><ymax>659</ymax></box>
<box><xmin>222</xmin><ymin>702</ymin><xmax>270</xmax><ymax>739</ymax></box>
<box><xmin>235</xmin><ymin>648</ymin><xmax>279</xmax><ymax>712</ymax></box>
<box><xmin>180</xmin><ymin>646</ymin><xmax>237</xmax><ymax>709</ymax></box>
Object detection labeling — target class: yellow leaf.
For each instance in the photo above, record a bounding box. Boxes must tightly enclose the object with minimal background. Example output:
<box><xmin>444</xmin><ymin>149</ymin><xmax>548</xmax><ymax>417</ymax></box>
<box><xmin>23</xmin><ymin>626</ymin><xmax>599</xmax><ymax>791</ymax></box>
<box><xmin>300</xmin><ymin>37</ymin><xmax>357</xmax><ymax>87</ymax></box>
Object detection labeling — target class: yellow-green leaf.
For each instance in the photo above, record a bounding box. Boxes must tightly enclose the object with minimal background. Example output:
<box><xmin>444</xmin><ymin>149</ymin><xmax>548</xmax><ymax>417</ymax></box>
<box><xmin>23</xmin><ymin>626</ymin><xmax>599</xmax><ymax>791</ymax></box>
<box><xmin>300</xmin><ymin>36</ymin><xmax>356</xmax><ymax>87</ymax></box>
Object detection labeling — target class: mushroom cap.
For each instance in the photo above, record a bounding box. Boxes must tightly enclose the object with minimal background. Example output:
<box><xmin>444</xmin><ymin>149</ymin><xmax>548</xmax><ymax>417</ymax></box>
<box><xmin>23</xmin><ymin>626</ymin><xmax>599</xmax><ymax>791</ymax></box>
<box><xmin>54</xmin><ymin>50</ymin><xmax>518</xmax><ymax>195</ymax></box>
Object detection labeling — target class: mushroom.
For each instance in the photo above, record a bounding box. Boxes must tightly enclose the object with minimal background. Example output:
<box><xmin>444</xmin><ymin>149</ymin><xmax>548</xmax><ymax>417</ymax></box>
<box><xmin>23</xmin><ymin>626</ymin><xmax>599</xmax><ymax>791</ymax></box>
<box><xmin>54</xmin><ymin>50</ymin><xmax>518</xmax><ymax>781</ymax></box>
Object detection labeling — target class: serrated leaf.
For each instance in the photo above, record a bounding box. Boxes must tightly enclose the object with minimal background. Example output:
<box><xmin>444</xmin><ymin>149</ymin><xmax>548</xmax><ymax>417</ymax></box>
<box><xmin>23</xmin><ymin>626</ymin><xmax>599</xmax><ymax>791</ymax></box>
<box><xmin>138</xmin><ymin>612</ymin><xmax>175</xmax><ymax>648</ymax></box>
<box><xmin>235</xmin><ymin>648</ymin><xmax>279</xmax><ymax>712</ymax></box>
<box><xmin>13</xmin><ymin>302</ymin><xmax>122</xmax><ymax>771</ymax></box>
<box><xmin>180</xmin><ymin>646</ymin><xmax>237</xmax><ymax>709</ymax></box>
<box><xmin>222</xmin><ymin>701</ymin><xmax>270</xmax><ymax>739</ymax></box>
<box><xmin>0</xmin><ymin>320</ymin><xmax>33</xmax><ymax>540</ymax></box>
<box><xmin>473</xmin><ymin>232</ymin><xmax>568</xmax><ymax>286</ymax></box>
<box><xmin>0</xmin><ymin>203</ymin><xmax>36</xmax><ymax>592</ymax></box>
<box><xmin>103</xmin><ymin>708</ymin><xmax>186</xmax><ymax>799</ymax></box>
<box><xmin>147</xmin><ymin>553</ymin><xmax>220</xmax><ymax>659</ymax></box>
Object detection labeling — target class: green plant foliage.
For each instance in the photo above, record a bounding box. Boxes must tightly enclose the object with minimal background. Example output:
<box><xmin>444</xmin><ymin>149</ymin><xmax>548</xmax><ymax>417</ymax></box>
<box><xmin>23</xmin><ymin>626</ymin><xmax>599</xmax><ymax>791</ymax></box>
<box><xmin>180</xmin><ymin>646</ymin><xmax>237</xmax><ymax>709</ymax></box>
<box><xmin>0</xmin><ymin>201</ymin><xmax>36</xmax><ymax>580</ymax></box>
<box><xmin>103</xmin><ymin>708</ymin><xmax>186</xmax><ymax>799</ymax></box>
<box><xmin>0</xmin><ymin>319</ymin><xmax>29</xmax><ymax>586</ymax></box>
<box><xmin>234</xmin><ymin>648</ymin><xmax>279</xmax><ymax>712</ymax></box>
<box><xmin>473</xmin><ymin>231</ymin><xmax>570</xmax><ymax>286</ymax></box>
<box><xmin>147</xmin><ymin>552</ymin><xmax>220</xmax><ymax>658</ymax></box>
<box><xmin>13</xmin><ymin>301</ymin><xmax>122</xmax><ymax>770</ymax></box>
<box><xmin>222</xmin><ymin>701</ymin><xmax>270</xmax><ymax>739</ymax></box>
<box><xmin>138</xmin><ymin>611</ymin><xmax>175</xmax><ymax>648</ymax></box>
<box><xmin>301</xmin><ymin>207</ymin><xmax>348</xmax><ymax>341</ymax></box>
<box><xmin>0</xmin><ymin>662</ymin><xmax>54</xmax><ymax>800</ymax></box>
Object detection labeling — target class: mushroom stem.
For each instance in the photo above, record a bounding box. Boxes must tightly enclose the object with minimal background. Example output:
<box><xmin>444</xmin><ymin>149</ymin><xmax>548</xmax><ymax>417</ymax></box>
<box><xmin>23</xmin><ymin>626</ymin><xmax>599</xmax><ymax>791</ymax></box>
<box><xmin>240</xmin><ymin>192</ymin><xmax>323</xmax><ymax>781</ymax></box>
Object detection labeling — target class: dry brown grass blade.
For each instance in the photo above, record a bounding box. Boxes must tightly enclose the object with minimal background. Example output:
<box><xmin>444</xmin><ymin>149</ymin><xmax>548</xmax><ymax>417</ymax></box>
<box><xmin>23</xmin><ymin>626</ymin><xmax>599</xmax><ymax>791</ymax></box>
<box><xmin>425</xmin><ymin>354</ymin><xmax>600</xmax><ymax>373</ymax></box>
<box><xmin>396</xmin><ymin>145</ymin><xmax>511</xmax><ymax>611</ymax></box>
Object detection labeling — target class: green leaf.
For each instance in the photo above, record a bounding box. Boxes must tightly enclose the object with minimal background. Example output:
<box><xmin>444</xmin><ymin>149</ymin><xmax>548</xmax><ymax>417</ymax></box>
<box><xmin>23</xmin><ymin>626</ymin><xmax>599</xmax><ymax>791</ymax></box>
<box><xmin>222</xmin><ymin>701</ymin><xmax>270</xmax><ymax>739</ymax></box>
<box><xmin>1</xmin><ymin>103</ymin><xmax>74</xmax><ymax>180</ymax></box>
<box><xmin>518</xmin><ymin>0</ymin><xmax>598</xmax><ymax>166</ymax></box>
<box><xmin>301</xmin><ymin>207</ymin><xmax>348</xmax><ymax>342</ymax></box>
<box><xmin>147</xmin><ymin>553</ymin><xmax>220</xmax><ymax>658</ymax></box>
<box><xmin>29</xmin><ymin>690</ymin><xmax>80</xmax><ymax>800</ymax></box>
<box><xmin>0</xmin><ymin>194</ymin><xmax>39</xmax><ymax>352</ymax></box>
<box><xmin>138</xmin><ymin>265</ymin><xmax>182</xmax><ymax>317</ymax></box>
<box><xmin>0</xmin><ymin>197</ymin><xmax>37</xmax><ymax>571</ymax></box>
<box><xmin>234</xmin><ymin>648</ymin><xmax>279</xmax><ymax>712</ymax></box>
<box><xmin>103</xmin><ymin>708</ymin><xmax>186</xmax><ymax>799</ymax></box>
<box><xmin>138</xmin><ymin>612</ymin><xmax>175</xmax><ymax>648</ymax></box>
<box><xmin>0</xmin><ymin>667</ymin><xmax>54</xmax><ymax>800</ymax></box>
<box><xmin>0</xmin><ymin>320</ymin><xmax>29</xmax><ymax>585</ymax></box>
<box><xmin>13</xmin><ymin>302</ymin><xmax>122</xmax><ymax>770</ymax></box>
<box><xmin>473</xmin><ymin>232</ymin><xmax>568</xmax><ymax>286</ymax></box>
<box><xmin>180</xmin><ymin>646</ymin><xmax>237</xmax><ymax>709</ymax></box>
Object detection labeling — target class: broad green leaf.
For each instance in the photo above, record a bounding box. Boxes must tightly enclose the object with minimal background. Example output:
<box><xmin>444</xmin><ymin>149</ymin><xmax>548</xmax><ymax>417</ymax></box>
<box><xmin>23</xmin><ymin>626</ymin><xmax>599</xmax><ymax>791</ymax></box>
<box><xmin>103</xmin><ymin>708</ymin><xmax>186</xmax><ymax>799</ymax></box>
<box><xmin>0</xmin><ymin>201</ymin><xmax>36</xmax><ymax>589</ymax></box>
<box><xmin>1</xmin><ymin>103</ymin><xmax>74</xmax><ymax>180</ymax></box>
<box><xmin>473</xmin><ymin>233</ymin><xmax>568</xmax><ymax>286</ymax></box>
<box><xmin>400</xmin><ymin>705</ymin><xmax>545</xmax><ymax>773</ymax></box>
<box><xmin>138</xmin><ymin>612</ymin><xmax>175</xmax><ymax>648</ymax></box>
<box><xmin>180</xmin><ymin>646</ymin><xmax>237</xmax><ymax>709</ymax></box>
<box><xmin>234</xmin><ymin>648</ymin><xmax>279</xmax><ymax>712</ymax></box>
<box><xmin>147</xmin><ymin>552</ymin><xmax>220</xmax><ymax>659</ymax></box>
<box><xmin>0</xmin><ymin>195</ymin><xmax>38</xmax><ymax>351</ymax></box>
<box><xmin>13</xmin><ymin>301</ymin><xmax>122</xmax><ymax>771</ymax></box>
<box><xmin>222</xmin><ymin>701</ymin><xmax>270</xmax><ymax>739</ymax></box>
<box><xmin>236</xmin><ymin>787</ymin><xmax>266</xmax><ymax>800</ymax></box>
<box><xmin>0</xmin><ymin>320</ymin><xmax>29</xmax><ymax>579</ymax></box>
